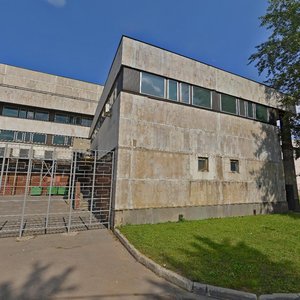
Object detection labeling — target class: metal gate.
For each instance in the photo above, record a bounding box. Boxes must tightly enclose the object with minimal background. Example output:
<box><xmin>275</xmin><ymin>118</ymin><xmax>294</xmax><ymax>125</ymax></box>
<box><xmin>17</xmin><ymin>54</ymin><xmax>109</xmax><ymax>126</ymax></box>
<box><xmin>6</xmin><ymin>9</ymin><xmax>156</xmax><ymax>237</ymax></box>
<box><xmin>0</xmin><ymin>143</ymin><xmax>114</xmax><ymax>237</ymax></box>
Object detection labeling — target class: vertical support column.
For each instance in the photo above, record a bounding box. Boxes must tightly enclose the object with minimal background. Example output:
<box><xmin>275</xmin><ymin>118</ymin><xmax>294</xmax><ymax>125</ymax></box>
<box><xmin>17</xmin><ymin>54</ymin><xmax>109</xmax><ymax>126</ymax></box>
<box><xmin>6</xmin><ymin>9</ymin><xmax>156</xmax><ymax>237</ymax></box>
<box><xmin>45</xmin><ymin>158</ymin><xmax>55</xmax><ymax>231</ymax></box>
<box><xmin>281</xmin><ymin>114</ymin><xmax>299</xmax><ymax>211</ymax></box>
<box><xmin>19</xmin><ymin>146</ymin><xmax>33</xmax><ymax>237</ymax></box>
<box><xmin>2</xmin><ymin>157</ymin><xmax>10</xmax><ymax>196</ymax></box>
<box><xmin>89</xmin><ymin>151</ymin><xmax>97</xmax><ymax>225</ymax></box>
<box><xmin>0</xmin><ymin>144</ymin><xmax>8</xmax><ymax>192</ymax></box>
<box><xmin>68</xmin><ymin>152</ymin><xmax>77</xmax><ymax>232</ymax></box>
<box><xmin>108</xmin><ymin>151</ymin><xmax>115</xmax><ymax>229</ymax></box>
<box><xmin>12</xmin><ymin>158</ymin><xmax>19</xmax><ymax>195</ymax></box>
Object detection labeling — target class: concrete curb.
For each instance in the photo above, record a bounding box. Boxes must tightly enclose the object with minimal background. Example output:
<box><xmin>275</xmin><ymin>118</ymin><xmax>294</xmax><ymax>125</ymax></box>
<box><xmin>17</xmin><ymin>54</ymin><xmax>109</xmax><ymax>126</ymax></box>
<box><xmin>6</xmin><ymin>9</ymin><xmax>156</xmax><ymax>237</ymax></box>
<box><xmin>114</xmin><ymin>229</ymin><xmax>300</xmax><ymax>300</ymax></box>
<box><xmin>258</xmin><ymin>294</ymin><xmax>300</xmax><ymax>300</ymax></box>
<box><xmin>114</xmin><ymin>228</ymin><xmax>193</xmax><ymax>292</ymax></box>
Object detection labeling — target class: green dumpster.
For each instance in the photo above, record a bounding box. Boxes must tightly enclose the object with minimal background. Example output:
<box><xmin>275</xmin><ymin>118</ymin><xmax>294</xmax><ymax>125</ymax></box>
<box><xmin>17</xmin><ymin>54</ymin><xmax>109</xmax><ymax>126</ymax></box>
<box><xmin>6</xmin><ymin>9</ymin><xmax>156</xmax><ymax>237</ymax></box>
<box><xmin>30</xmin><ymin>186</ymin><xmax>42</xmax><ymax>196</ymax></box>
<box><xmin>57</xmin><ymin>187</ymin><xmax>68</xmax><ymax>195</ymax></box>
<box><xmin>47</xmin><ymin>186</ymin><xmax>58</xmax><ymax>195</ymax></box>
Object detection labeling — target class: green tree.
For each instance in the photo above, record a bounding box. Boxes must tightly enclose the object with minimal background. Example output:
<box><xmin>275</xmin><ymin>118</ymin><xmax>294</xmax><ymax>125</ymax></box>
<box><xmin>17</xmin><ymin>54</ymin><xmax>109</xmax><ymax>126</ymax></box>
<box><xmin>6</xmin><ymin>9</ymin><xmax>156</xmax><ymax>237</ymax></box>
<box><xmin>249</xmin><ymin>0</ymin><xmax>300</xmax><ymax>148</ymax></box>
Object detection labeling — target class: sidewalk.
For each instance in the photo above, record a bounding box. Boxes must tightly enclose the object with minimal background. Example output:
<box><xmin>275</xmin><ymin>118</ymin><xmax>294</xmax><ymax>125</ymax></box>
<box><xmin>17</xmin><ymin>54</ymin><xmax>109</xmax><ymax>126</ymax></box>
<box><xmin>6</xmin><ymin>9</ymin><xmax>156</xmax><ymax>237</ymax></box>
<box><xmin>0</xmin><ymin>229</ymin><xmax>213</xmax><ymax>299</ymax></box>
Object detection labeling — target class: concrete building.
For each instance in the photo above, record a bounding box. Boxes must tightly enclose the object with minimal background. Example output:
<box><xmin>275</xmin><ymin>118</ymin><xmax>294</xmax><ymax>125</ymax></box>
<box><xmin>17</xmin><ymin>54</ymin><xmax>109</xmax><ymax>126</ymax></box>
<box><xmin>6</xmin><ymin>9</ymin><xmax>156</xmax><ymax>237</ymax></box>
<box><xmin>90</xmin><ymin>36</ymin><xmax>298</xmax><ymax>226</ymax></box>
<box><xmin>0</xmin><ymin>63</ymin><xmax>103</xmax><ymax>153</ymax></box>
<box><xmin>0</xmin><ymin>36</ymin><xmax>298</xmax><ymax>231</ymax></box>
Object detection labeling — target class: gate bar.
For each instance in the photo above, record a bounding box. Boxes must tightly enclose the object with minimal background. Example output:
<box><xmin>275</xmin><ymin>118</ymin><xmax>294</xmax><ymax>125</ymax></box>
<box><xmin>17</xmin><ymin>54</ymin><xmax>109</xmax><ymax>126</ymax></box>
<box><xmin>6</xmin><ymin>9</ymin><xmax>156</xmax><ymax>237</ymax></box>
<box><xmin>68</xmin><ymin>151</ymin><xmax>77</xmax><ymax>232</ymax></box>
<box><xmin>108</xmin><ymin>151</ymin><xmax>115</xmax><ymax>229</ymax></box>
<box><xmin>89</xmin><ymin>150</ymin><xmax>97</xmax><ymax>225</ymax></box>
<box><xmin>19</xmin><ymin>145</ymin><xmax>33</xmax><ymax>237</ymax></box>
<box><xmin>0</xmin><ymin>144</ymin><xmax>8</xmax><ymax>191</ymax></box>
<box><xmin>45</xmin><ymin>156</ymin><xmax>55</xmax><ymax>231</ymax></box>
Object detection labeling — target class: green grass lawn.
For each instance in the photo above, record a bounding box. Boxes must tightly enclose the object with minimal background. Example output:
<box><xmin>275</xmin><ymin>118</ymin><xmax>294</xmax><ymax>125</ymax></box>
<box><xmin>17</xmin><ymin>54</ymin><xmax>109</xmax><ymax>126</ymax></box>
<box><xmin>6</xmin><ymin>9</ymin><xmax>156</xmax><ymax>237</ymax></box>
<box><xmin>119</xmin><ymin>213</ymin><xmax>300</xmax><ymax>295</ymax></box>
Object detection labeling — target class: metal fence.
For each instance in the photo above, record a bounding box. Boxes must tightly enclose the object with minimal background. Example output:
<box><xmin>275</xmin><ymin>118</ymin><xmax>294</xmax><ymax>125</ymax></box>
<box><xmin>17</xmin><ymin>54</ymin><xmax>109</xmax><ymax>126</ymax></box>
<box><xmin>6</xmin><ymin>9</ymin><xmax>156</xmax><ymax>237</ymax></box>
<box><xmin>0</xmin><ymin>143</ymin><xmax>114</xmax><ymax>237</ymax></box>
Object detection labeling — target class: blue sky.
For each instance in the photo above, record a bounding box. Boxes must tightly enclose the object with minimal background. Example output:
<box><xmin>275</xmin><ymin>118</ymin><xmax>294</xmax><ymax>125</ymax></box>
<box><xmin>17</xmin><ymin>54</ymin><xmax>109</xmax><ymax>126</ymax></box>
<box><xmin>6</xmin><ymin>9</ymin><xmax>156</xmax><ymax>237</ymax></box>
<box><xmin>0</xmin><ymin>0</ymin><xmax>269</xmax><ymax>85</ymax></box>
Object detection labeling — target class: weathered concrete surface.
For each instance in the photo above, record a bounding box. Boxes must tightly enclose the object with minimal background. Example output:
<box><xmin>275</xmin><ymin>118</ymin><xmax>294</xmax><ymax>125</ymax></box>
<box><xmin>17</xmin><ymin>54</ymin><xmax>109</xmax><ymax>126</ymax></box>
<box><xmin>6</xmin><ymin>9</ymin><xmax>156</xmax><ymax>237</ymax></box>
<box><xmin>111</xmin><ymin>92</ymin><xmax>287</xmax><ymax>225</ymax></box>
<box><xmin>0</xmin><ymin>230</ymin><xmax>208</xmax><ymax>299</ymax></box>
<box><xmin>0</xmin><ymin>63</ymin><xmax>103</xmax><ymax>140</ymax></box>
<box><xmin>121</xmin><ymin>37</ymin><xmax>282</xmax><ymax>108</ymax></box>
<box><xmin>0</xmin><ymin>63</ymin><xmax>102</xmax><ymax>114</ymax></box>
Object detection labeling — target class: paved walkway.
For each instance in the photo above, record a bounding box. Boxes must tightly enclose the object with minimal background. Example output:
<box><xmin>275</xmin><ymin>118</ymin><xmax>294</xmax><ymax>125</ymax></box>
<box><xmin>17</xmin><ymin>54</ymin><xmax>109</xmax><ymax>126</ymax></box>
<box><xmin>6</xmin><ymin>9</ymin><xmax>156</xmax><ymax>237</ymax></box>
<box><xmin>0</xmin><ymin>229</ymin><xmax>214</xmax><ymax>299</ymax></box>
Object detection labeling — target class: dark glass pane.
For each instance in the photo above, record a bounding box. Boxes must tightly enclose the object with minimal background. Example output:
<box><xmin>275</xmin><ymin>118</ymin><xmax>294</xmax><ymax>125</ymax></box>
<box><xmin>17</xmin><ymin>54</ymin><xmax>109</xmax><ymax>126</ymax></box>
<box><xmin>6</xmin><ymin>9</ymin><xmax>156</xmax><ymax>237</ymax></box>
<box><xmin>198</xmin><ymin>157</ymin><xmax>209</xmax><ymax>171</ymax></box>
<box><xmin>32</xmin><ymin>133</ymin><xmax>46</xmax><ymax>144</ymax></box>
<box><xmin>0</xmin><ymin>130</ymin><xmax>15</xmax><ymax>141</ymax></box>
<box><xmin>181</xmin><ymin>83</ymin><xmax>190</xmax><ymax>104</ymax></box>
<box><xmin>24</xmin><ymin>132</ymin><xmax>31</xmax><ymax>142</ymax></box>
<box><xmin>230</xmin><ymin>160</ymin><xmax>239</xmax><ymax>172</ymax></box>
<box><xmin>3</xmin><ymin>107</ymin><xmax>18</xmax><ymax>117</ymax></box>
<box><xmin>27</xmin><ymin>111</ymin><xmax>34</xmax><ymax>119</ymax></box>
<box><xmin>193</xmin><ymin>86</ymin><xmax>211</xmax><ymax>108</ymax></box>
<box><xmin>19</xmin><ymin>109</ymin><xmax>27</xmax><ymax>118</ymax></box>
<box><xmin>35</xmin><ymin>111</ymin><xmax>49</xmax><ymax>121</ymax></box>
<box><xmin>81</xmin><ymin>117</ymin><xmax>92</xmax><ymax>127</ymax></box>
<box><xmin>256</xmin><ymin>104</ymin><xmax>268</xmax><ymax>122</ymax></box>
<box><xmin>53</xmin><ymin>135</ymin><xmax>65</xmax><ymax>145</ymax></box>
<box><xmin>247</xmin><ymin>103</ymin><xmax>254</xmax><ymax>118</ymax></box>
<box><xmin>55</xmin><ymin>114</ymin><xmax>70</xmax><ymax>124</ymax></box>
<box><xmin>15</xmin><ymin>132</ymin><xmax>23</xmax><ymax>142</ymax></box>
<box><xmin>65</xmin><ymin>137</ymin><xmax>72</xmax><ymax>146</ymax></box>
<box><xmin>168</xmin><ymin>80</ymin><xmax>178</xmax><ymax>101</ymax></box>
<box><xmin>141</xmin><ymin>72</ymin><xmax>165</xmax><ymax>98</ymax></box>
<box><xmin>239</xmin><ymin>100</ymin><xmax>246</xmax><ymax>116</ymax></box>
<box><xmin>221</xmin><ymin>94</ymin><xmax>236</xmax><ymax>114</ymax></box>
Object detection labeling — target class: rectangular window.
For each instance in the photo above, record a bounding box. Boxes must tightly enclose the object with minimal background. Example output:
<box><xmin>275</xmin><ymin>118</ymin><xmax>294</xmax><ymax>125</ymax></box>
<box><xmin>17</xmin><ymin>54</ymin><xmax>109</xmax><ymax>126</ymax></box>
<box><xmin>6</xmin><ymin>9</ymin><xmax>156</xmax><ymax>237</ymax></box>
<box><xmin>2</xmin><ymin>107</ymin><xmax>19</xmax><ymax>117</ymax></box>
<box><xmin>193</xmin><ymin>86</ymin><xmax>211</xmax><ymax>108</ymax></box>
<box><xmin>65</xmin><ymin>136</ymin><xmax>72</xmax><ymax>146</ymax></box>
<box><xmin>15</xmin><ymin>131</ymin><xmax>24</xmax><ymax>142</ymax></box>
<box><xmin>239</xmin><ymin>100</ymin><xmax>246</xmax><ymax>116</ymax></box>
<box><xmin>54</xmin><ymin>114</ymin><xmax>70</xmax><ymax>124</ymax></box>
<box><xmin>180</xmin><ymin>83</ymin><xmax>190</xmax><ymax>104</ymax></box>
<box><xmin>230</xmin><ymin>160</ymin><xmax>239</xmax><ymax>173</ymax></box>
<box><xmin>53</xmin><ymin>135</ymin><xmax>65</xmax><ymax>145</ymax></box>
<box><xmin>198</xmin><ymin>157</ymin><xmax>209</xmax><ymax>172</ymax></box>
<box><xmin>81</xmin><ymin>117</ymin><xmax>93</xmax><ymax>127</ymax></box>
<box><xmin>167</xmin><ymin>79</ymin><xmax>178</xmax><ymax>101</ymax></box>
<box><xmin>247</xmin><ymin>102</ymin><xmax>254</xmax><ymax>118</ymax></box>
<box><xmin>256</xmin><ymin>104</ymin><xmax>268</xmax><ymax>122</ymax></box>
<box><xmin>140</xmin><ymin>72</ymin><xmax>165</xmax><ymax>98</ymax></box>
<box><xmin>24</xmin><ymin>132</ymin><xmax>32</xmax><ymax>142</ymax></box>
<box><xmin>19</xmin><ymin>109</ymin><xmax>27</xmax><ymax>119</ymax></box>
<box><xmin>27</xmin><ymin>110</ymin><xmax>34</xmax><ymax>119</ymax></box>
<box><xmin>0</xmin><ymin>130</ymin><xmax>14</xmax><ymax>141</ymax></box>
<box><xmin>32</xmin><ymin>133</ymin><xmax>46</xmax><ymax>144</ymax></box>
<box><xmin>35</xmin><ymin>111</ymin><xmax>49</xmax><ymax>121</ymax></box>
<box><xmin>221</xmin><ymin>94</ymin><xmax>237</xmax><ymax>114</ymax></box>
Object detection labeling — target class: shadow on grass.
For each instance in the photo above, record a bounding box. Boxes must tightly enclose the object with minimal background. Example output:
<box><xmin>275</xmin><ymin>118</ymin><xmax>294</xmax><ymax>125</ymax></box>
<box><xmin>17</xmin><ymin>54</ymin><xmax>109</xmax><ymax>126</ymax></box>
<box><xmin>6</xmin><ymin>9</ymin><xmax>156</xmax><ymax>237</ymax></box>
<box><xmin>284</xmin><ymin>212</ymin><xmax>300</xmax><ymax>220</ymax></box>
<box><xmin>0</xmin><ymin>261</ymin><xmax>76</xmax><ymax>299</ymax></box>
<box><xmin>162</xmin><ymin>235</ymin><xmax>300</xmax><ymax>295</ymax></box>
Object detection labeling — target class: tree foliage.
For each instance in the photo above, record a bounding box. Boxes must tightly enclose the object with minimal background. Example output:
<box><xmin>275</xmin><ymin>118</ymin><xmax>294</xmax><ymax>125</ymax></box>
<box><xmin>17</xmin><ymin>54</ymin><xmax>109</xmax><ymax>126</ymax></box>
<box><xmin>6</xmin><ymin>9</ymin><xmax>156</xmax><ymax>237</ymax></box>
<box><xmin>249</xmin><ymin>0</ymin><xmax>300</xmax><ymax>148</ymax></box>
<box><xmin>250</xmin><ymin>0</ymin><xmax>300</xmax><ymax>102</ymax></box>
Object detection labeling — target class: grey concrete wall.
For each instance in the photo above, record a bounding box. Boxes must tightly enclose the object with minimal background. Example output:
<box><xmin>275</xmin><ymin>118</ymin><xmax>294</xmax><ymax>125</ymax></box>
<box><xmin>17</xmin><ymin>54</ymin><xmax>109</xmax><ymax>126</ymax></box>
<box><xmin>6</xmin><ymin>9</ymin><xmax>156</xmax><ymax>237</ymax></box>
<box><xmin>0</xmin><ymin>116</ymin><xmax>89</xmax><ymax>138</ymax></box>
<box><xmin>121</xmin><ymin>37</ymin><xmax>282</xmax><ymax>109</ymax></box>
<box><xmin>90</xmin><ymin>41</ymin><xmax>123</xmax><ymax>136</ymax></box>
<box><xmin>0</xmin><ymin>63</ymin><xmax>102</xmax><ymax>115</ymax></box>
<box><xmin>91</xmin><ymin>95</ymin><xmax>121</xmax><ymax>152</ymax></box>
<box><xmin>112</xmin><ymin>92</ymin><xmax>287</xmax><ymax>224</ymax></box>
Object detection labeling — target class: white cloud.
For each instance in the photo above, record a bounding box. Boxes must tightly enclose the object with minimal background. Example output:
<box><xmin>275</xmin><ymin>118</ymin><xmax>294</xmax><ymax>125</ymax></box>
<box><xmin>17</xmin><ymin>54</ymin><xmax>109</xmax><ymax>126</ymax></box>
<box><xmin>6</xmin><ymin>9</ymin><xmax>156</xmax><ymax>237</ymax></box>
<box><xmin>47</xmin><ymin>0</ymin><xmax>66</xmax><ymax>8</ymax></box>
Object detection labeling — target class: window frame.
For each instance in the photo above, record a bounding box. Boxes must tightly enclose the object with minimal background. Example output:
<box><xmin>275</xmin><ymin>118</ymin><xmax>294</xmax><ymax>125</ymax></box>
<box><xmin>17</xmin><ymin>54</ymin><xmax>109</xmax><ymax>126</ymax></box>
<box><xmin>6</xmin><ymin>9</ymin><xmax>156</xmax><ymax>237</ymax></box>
<box><xmin>230</xmin><ymin>159</ymin><xmax>239</xmax><ymax>173</ymax></box>
<box><xmin>140</xmin><ymin>72</ymin><xmax>166</xmax><ymax>99</ymax></box>
<box><xmin>167</xmin><ymin>79</ymin><xmax>178</xmax><ymax>101</ymax></box>
<box><xmin>2</xmin><ymin>106</ymin><xmax>19</xmax><ymax>118</ymax></box>
<box><xmin>198</xmin><ymin>157</ymin><xmax>209</xmax><ymax>172</ymax></box>
<box><xmin>220</xmin><ymin>94</ymin><xmax>237</xmax><ymax>115</ymax></box>
<box><xmin>192</xmin><ymin>86</ymin><xmax>212</xmax><ymax>109</ymax></box>
<box><xmin>180</xmin><ymin>82</ymin><xmax>191</xmax><ymax>104</ymax></box>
